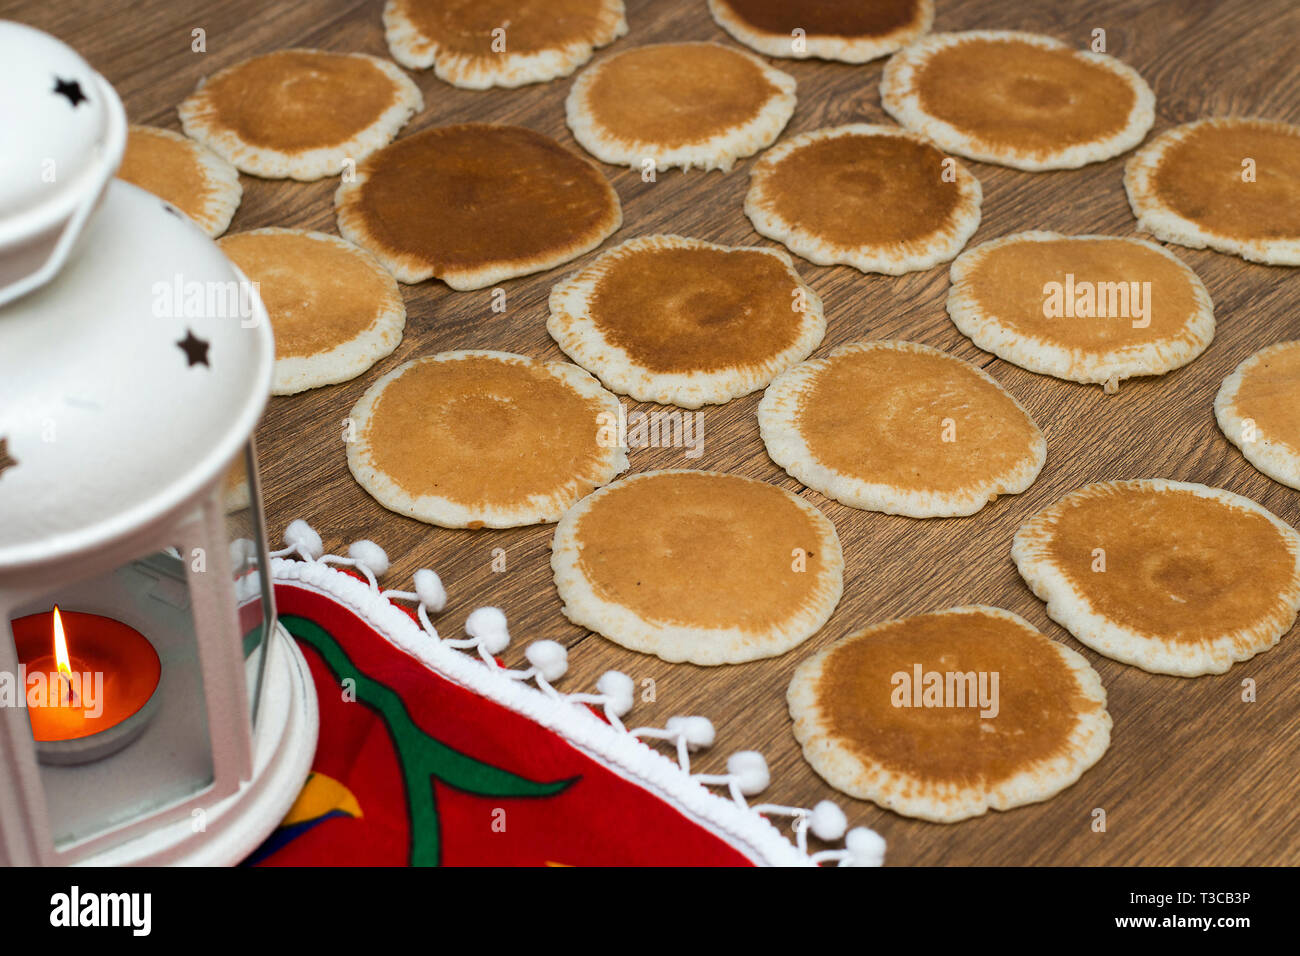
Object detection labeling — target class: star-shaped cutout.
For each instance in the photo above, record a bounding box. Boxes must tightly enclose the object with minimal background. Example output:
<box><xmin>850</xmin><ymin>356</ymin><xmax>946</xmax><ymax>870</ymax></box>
<box><xmin>177</xmin><ymin>329</ymin><xmax>210</xmax><ymax>368</ymax></box>
<box><xmin>0</xmin><ymin>437</ymin><xmax>18</xmax><ymax>481</ymax></box>
<box><xmin>53</xmin><ymin>77</ymin><xmax>87</xmax><ymax>108</ymax></box>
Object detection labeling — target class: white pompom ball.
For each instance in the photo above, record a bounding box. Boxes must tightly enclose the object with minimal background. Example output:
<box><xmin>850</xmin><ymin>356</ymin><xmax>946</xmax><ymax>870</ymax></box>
<box><xmin>596</xmin><ymin>670</ymin><xmax>635</xmax><ymax>716</ymax></box>
<box><xmin>666</xmin><ymin>715</ymin><xmax>715</xmax><ymax>749</ymax></box>
<box><xmin>726</xmin><ymin>750</ymin><xmax>770</xmax><ymax>795</ymax></box>
<box><xmin>465</xmin><ymin>607</ymin><xmax>509</xmax><ymax>654</ymax></box>
<box><xmin>844</xmin><ymin>827</ymin><xmax>886</xmax><ymax>866</ymax></box>
<box><xmin>525</xmin><ymin>640</ymin><xmax>568</xmax><ymax>681</ymax></box>
<box><xmin>284</xmin><ymin>519</ymin><xmax>323</xmax><ymax>559</ymax></box>
<box><xmin>348</xmin><ymin>540</ymin><xmax>389</xmax><ymax>575</ymax></box>
<box><xmin>808</xmin><ymin>800</ymin><xmax>848</xmax><ymax>841</ymax></box>
<box><xmin>413</xmin><ymin>569</ymin><xmax>447</xmax><ymax>612</ymax></box>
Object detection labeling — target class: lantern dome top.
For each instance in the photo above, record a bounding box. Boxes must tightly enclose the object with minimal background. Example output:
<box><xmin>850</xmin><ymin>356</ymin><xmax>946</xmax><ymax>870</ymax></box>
<box><xmin>0</xmin><ymin>180</ymin><xmax>273</xmax><ymax>572</ymax></box>
<box><xmin>0</xmin><ymin>21</ymin><xmax>127</xmax><ymax>305</ymax></box>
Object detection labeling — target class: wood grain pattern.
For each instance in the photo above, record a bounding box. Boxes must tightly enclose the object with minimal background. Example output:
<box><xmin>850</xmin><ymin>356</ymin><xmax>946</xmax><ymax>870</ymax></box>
<box><xmin>11</xmin><ymin>0</ymin><xmax>1298</xmax><ymax>864</ymax></box>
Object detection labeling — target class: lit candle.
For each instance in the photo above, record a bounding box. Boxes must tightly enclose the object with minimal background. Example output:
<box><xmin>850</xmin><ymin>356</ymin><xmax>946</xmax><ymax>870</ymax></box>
<box><xmin>12</xmin><ymin>606</ymin><xmax>160</xmax><ymax>765</ymax></box>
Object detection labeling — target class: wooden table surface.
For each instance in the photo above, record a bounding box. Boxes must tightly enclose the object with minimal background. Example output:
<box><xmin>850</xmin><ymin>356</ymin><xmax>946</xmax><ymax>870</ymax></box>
<box><xmin>14</xmin><ymin>0</ymin><xmax>1299</xmax><ymax>865</ymax></box>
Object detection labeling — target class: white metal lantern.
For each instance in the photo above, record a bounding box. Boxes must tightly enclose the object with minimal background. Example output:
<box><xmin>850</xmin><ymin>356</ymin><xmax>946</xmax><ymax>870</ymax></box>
<box><xmin>0</xmin><ymin>21</ymin><xmax>317</xmax><ymax>865</ymax></box>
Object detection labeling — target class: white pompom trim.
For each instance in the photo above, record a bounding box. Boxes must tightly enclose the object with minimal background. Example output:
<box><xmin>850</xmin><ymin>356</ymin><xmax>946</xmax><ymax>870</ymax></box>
<box><xmin>270</xmin><ymin>520</ymin><xmax>885</xmax><ymax>867</ymax></box>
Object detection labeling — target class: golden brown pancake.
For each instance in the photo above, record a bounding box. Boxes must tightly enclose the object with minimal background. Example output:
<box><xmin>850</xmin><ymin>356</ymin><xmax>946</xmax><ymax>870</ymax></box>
<box><xmin>708</xmin><ymin>0</ymin><xmax>932</xmax><ymax>63</ymax></box>
<box><xmin>383</xmin><ymin>0</ymin><xmax>627</xmax><ymax>88</ymax></box>
<box><xmin>223</xmin><ymin>459</ymin><xmax>251</xmax><ymax>513</ymax></box>
<box><xmin>547</xmin><ymin>235</ymin><xmax>825</xmax><ymax>407</ymax></box>
<box><xmin>1215</xmin><ymin>341</ymin><xmax>1300</xmax><ymax>489</ymax></box>
<box><xmin>788</xmin><ymin>606</ymin><xmax>1111</xmax><ymax>822</ymax></box>
<box><xmin>1125</xmin><ymin>118</ymin><xmax>1300</xmax><ymax>265</ymax></box>
<box><xmin>947</xmin><ymin>232</ymin><xmax>1215</xmax><ymax>391</ymax></box>
<box><xmin>550</xmin><ymin>470</ymin><xmax>843</xmax><ymax>664</ymax></box>
<box><xmin>759</xmin><ymin>340</ymin><xmax>1045</xmax><ymax>517</ymax></box>
<box><xmin>566</xmin><ymin>42</ymin><xmax>796</xmax><ymax>172</ymax></box>
<box><xmin>347</xmin><ymin>351</ymin><xmax>627</xmax><ymax>527</ymax></box>
<box><xmin>1013</xmin><ymin>479</ymin><xmax>1300</xmax><ymax>676</ymax></box>
<box><xmin>217</xmin><ymin>229</ymin><xmax>405</xmax><ymax>395</ymax></box>
<box><xmin>745</xmin><ymin>124</ymin><xmax>981</xmax><ymax>274</ymax></box>
<box><xmin>118</xmin><ymin>126</ymin><xmax>241</xmax><ymax>237</ymax></box>
<box><xmin>334</xmin><ymin>123</ymin><xmax>622</xmax><ymax>289</ymax></box>
<box><xmin>178</xmin><ymin>49</ymin><xmax>422</xmax><ymax>181</ymax></box>
<box><xmin>881</xmin><ymin>31</ymin><xmax>1154</xmax><ymax>170</ymax></box>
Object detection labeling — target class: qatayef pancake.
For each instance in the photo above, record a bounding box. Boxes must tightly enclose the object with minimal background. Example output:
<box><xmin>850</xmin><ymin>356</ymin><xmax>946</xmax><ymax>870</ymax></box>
<box><xmin>178</xmin><ymin>49</ymin><xmax>422</xmax><ymax>181</ymax></box>
<box><xmin>744</xmin><ymin>124</ymin><xmax>981</xmax><ymax>275</ymax></box>
<box><xmin>551</xmin><ymin>470</ymin><xmax>843</xmax><ymax>665</ymax></box>
<box><xmin>707</xmin><ymin>0</ymin><xmax>933</xmax><ymax>63</ymax></box>
<box><xmin>947</xmin><ymin>232</ymin><xmax>1215</xmax><ymax>392</ymax></box>
<box><xmin>1215</xmin><ymin>341</ymin><xmax>1300</xmax><ymax>489</ymax></box>
<box><xmin>1125</xmin><ymin>118</ymin><xmax>1300</xmax><ymax>266</ymax></box>
<box><xmin>881</xmin><ymin>31</ymin><xmax>1155</xmax><ymax>171</ymax></box>
<box><xmin>217</xmin><ymin>229</ymin><xmax>405</xmax><ymax>396</ymax></box>
<box><xmin>759</xmin><ymin>341</ymin><xmax>1045</xmax><ymax>518</ymax></box>
<box><xmin>383</xmin><ymin>0</ymin><xmax>627</xmax><ymax>88</ymax></box>
<box><xmin>547</xmin><ymin>235</ymin><xmax>825</xmax><ymax>408</ymax></box>
<box><xmin>223</xmin><ymin>462</ymin><xmax>251</xmax><ymax>513</ymax></box>
<box><xmin>335</xmin><ymin>124</ymin><xmax>622</xmax><ymax>289</ymax></box>
<box><xmin>1013</xmin><ymin>480</ymin><xmax>1300</xmax><ymax>676</ymax></box>
<box><xmin>566</xmin><ymin>42</ymin><xmax>796</xmax><ymax>173</ymax></box>
<box><xmin>118</xmin><ymin>126</ymin><xmax>241</xmax><ymax>237</ymax></box>
<box><xmin>347</xmin><ymin>351</ymin><xmax>628</xmax><ymax>528</ymax></box>
<box><xmin>788</xmin><ymin>606</ymin><xmax>1111</xmax><ymax>823</ymax></box>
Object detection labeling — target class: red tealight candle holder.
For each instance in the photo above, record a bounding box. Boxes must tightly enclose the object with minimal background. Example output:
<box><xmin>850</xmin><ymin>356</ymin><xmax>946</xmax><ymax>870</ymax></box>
<box><xmin>12</xmin><ymin>607</ymin><xmax>161</xmax><ymax>766</ymax></box>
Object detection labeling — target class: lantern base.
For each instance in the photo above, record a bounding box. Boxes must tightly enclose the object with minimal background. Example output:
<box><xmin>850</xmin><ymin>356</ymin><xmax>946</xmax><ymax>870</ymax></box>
<box><xmin>74</xmin><ymin>621</ymin><xmax>318</xmax><ymax>866</ymax></box>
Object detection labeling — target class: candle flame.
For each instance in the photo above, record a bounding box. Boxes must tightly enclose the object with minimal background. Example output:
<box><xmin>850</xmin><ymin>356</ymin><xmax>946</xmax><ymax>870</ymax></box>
<box><xmin>52</xmin><ymin>605</ymin><xmax>72</xmax><ymax>679</ymax></box>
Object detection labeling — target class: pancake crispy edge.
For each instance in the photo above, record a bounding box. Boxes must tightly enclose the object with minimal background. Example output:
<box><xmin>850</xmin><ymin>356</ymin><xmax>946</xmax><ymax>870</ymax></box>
<box><xmin>880</xmin><ymin>30</ymin><xmax>1155</xmax><ymax>171</ymax></box>
<box><xmin>547</xmin><ymin>234</ymin><xmax>826</xmax><ymax>408</ymax></box>
<box><xmin>382</xmin><ymin>0</ymin><xmax>627</xmax><ymax>89</ymax></box>
<box><xmin>1012</xmin><ymin>479</ymin><xmax>1300</xmax><ymax>676</ymax></box>
<box><xmin>347</xmin><ymin>350</ymin><xmax>629</xmax><ymax>528</ymax></box>
<box><xmin>946</xmin><ymin>231</ymin><xmax>1215</xmax><ymax>390</ymax></box>
<box><xmin>218</xmin><ymin>227</ymin><xmax>406</xmax><ymax>396</ymax></box>
<box><xmin>706</xmin><ymin>0</ymin><xmax>934</xmax><ymax>64</ymax></box>
<box><xmin>1124</xmin><ymin>117</ymin><xmax>1300</xmax><ymax>266</ymax></box>
<box><xmin>178</xmin><ymin>49</ymin><xmax>422</xmax><ymax>181</ymax></box>
<box><xmin>1215</xmin><ymin>341</ymin><xmax>1300</xmax><ymax>489</ymax></box>
<box><xmin>758</xmin><ymin>340</ymin><xmax>1046</xmax><ymax>517</ymax></box>
<box><xmin>787</xmin><ymin>605</ymin><xmax>1112</xmax><ymax>823</ymax></box>
<box><xmin>565</xmin><ymin>42</ymin><xmax>797</xmax><ymax>173</ymax></box>
<box><xmin>550</xmin><ymin>469</ymin><xmax>845</xmax><ymax>665</ymax></box>
<box><xmin>743</xmin><ymin>123</ymin><xmax>982</xmax><ymax>275</ymax></box>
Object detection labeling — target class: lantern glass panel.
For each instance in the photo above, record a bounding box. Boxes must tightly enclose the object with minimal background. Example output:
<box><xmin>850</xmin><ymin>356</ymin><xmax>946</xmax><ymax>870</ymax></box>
<box><xmin>6</xmin><ymin>545</ymin><xmax>216</xmax><ymax>854</ymax></box>
<box><xmin>223</xmin><ymin>441</ymin><xmax>275</xmax><ymax>727</ymax></box>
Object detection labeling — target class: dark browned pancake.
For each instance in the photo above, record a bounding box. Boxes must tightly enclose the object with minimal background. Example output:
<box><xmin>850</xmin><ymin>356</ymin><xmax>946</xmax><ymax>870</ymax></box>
<box><xmin>708</xmin><ymin>0</ymin><xmax>932</xmax><ymax>63</ymax></box>
<box><xmin>335</xmin><ymin>124</ymin><xmax>622</xmax><ymax>289</ymax></box>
